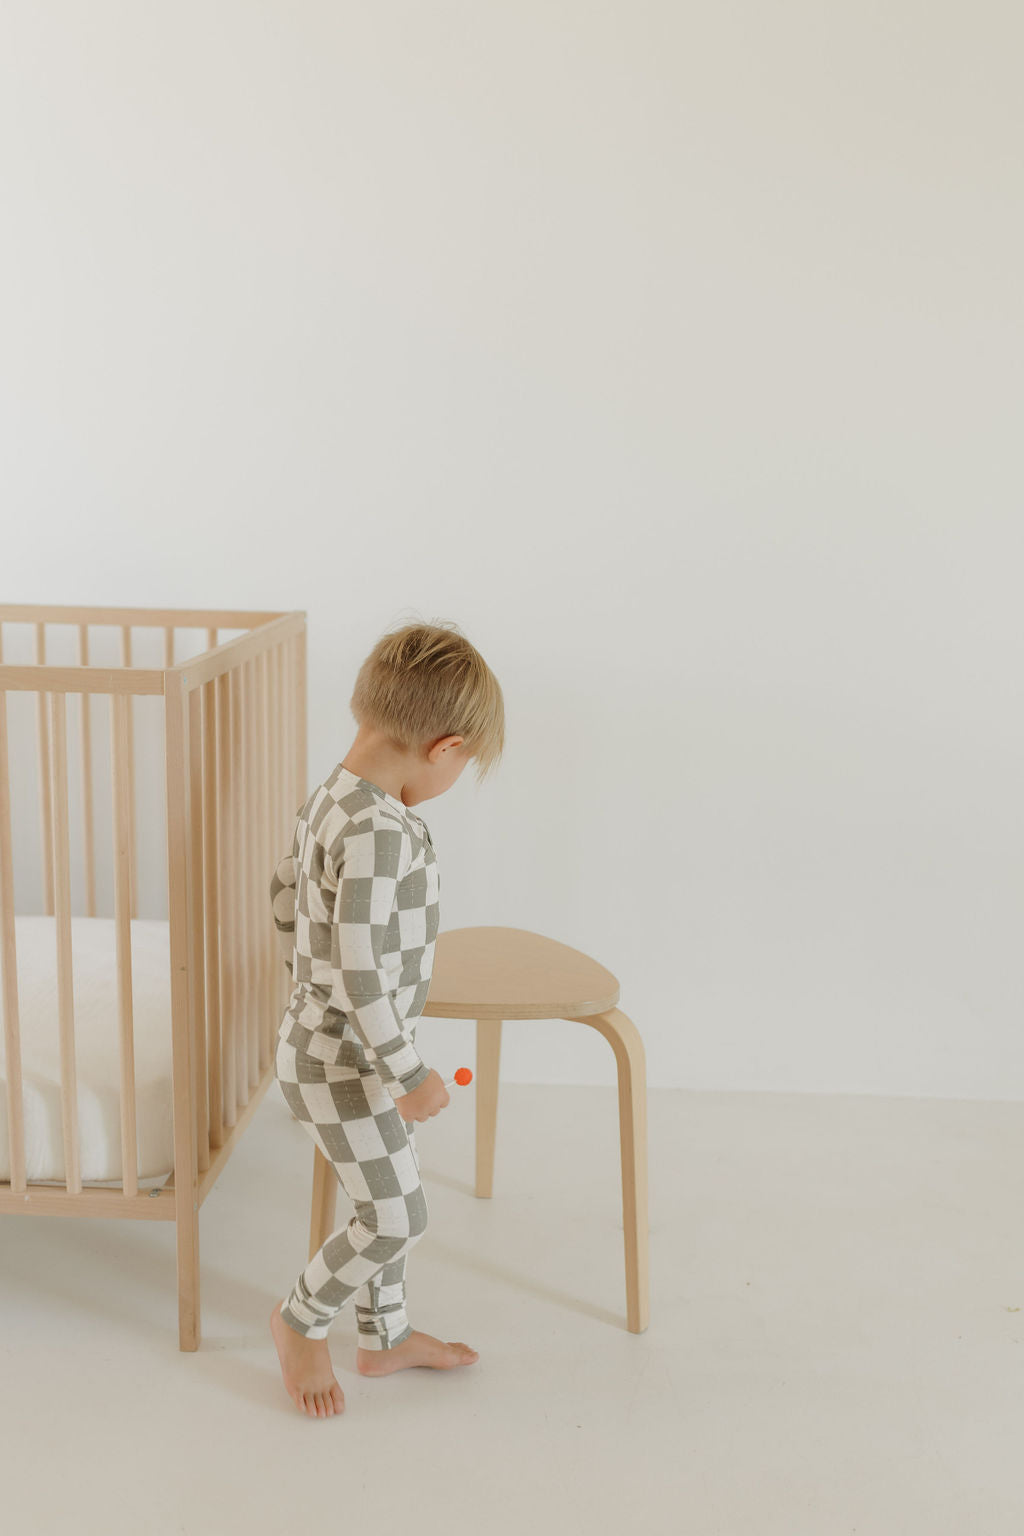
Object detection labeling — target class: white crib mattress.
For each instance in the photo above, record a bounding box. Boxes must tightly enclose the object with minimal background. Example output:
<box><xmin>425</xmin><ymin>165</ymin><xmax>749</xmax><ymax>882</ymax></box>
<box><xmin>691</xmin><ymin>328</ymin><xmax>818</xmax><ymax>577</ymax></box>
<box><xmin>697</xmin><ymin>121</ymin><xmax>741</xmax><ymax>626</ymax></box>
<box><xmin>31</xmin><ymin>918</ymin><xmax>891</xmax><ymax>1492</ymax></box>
<box><xmin>0</xmin><ymin>916</ymin><xmax>176</xmax><ymax>1185</ymax></box>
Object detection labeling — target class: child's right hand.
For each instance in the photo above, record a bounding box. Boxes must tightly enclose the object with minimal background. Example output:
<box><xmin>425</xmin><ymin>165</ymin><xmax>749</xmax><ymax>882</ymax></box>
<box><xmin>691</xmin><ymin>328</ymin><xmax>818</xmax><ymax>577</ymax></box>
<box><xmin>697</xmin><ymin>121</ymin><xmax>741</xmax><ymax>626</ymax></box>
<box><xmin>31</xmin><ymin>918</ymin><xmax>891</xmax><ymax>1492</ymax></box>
<box><xmin>393</xmin><ymin>1069</ymin><xmax>450</xmax><ymax>1123</ymax></box>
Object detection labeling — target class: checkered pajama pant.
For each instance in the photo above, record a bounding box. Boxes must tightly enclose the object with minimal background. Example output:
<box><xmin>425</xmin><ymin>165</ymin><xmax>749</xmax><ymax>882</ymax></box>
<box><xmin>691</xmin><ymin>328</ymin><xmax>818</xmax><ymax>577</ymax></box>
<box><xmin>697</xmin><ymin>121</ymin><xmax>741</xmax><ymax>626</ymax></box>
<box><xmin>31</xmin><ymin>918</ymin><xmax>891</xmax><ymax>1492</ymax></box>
<box><xmin>274</xmin><ymin>1034</ymin><xmax>429</xmax><ymax>1349</ymax></box>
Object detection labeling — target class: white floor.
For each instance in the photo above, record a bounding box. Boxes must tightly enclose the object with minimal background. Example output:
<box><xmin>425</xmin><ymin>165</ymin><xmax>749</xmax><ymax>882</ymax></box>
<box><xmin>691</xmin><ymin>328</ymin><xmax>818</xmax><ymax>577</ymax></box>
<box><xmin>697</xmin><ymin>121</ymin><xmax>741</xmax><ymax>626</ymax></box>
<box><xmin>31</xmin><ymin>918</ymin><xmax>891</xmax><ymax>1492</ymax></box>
<box><xmin>3</xmin><ymin>1082</ymin><xmax>1024</xmax><ymax>1535</ymax></box>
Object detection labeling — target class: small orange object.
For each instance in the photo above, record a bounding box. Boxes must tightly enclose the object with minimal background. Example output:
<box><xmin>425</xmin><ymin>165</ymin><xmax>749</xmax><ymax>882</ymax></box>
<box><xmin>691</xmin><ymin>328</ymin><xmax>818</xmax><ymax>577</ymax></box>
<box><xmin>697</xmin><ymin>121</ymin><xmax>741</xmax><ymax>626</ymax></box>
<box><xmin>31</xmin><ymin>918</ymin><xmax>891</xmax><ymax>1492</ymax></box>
<box><xmin>454</xmin><ymin>1067</ymin><xmax>473</xmax><ymax>1086</ymax></box>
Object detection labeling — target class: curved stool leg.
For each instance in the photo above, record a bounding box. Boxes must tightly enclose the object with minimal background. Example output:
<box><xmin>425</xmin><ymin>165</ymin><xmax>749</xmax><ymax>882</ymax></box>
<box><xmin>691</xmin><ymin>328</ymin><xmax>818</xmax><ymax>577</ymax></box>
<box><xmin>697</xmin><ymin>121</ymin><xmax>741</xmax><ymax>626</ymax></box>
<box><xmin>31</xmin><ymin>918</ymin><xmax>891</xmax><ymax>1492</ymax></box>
<box><xmin>577</xmin><ymin>1007</ymin><xmax>649</xmax><ymax>1334</ymax></box>
<box><xmin>475</xmin><ymin>1018</ymin><xmax>502</xmax><ymax>1198</ymax></box>
<box><xmin>310</xmin><ymin>1144</ymin><xmax>338</xmax><ymax>1261</ymax></box>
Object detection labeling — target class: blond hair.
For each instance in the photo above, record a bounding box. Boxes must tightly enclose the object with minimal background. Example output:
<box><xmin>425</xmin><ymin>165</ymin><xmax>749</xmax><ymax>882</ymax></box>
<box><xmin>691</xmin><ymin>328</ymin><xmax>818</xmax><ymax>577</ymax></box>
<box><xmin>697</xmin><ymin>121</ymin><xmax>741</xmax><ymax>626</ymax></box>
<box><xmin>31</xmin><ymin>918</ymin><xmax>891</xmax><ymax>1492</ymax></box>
<box><xmin>350</xmin><ymin>618</ymin><xmax>505</xmax><ymax>785</ymax></box>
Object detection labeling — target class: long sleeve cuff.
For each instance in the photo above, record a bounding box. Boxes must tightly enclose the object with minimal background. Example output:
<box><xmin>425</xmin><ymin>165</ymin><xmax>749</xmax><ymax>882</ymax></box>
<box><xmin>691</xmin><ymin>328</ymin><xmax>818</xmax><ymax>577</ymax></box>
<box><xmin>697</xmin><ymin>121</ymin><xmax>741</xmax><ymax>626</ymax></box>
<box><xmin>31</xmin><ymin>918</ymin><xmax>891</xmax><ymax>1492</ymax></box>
<box><xmin>382</xmin><ymin>1057</ymin><xmax>432</xmax><ymax>1100</ymax></box>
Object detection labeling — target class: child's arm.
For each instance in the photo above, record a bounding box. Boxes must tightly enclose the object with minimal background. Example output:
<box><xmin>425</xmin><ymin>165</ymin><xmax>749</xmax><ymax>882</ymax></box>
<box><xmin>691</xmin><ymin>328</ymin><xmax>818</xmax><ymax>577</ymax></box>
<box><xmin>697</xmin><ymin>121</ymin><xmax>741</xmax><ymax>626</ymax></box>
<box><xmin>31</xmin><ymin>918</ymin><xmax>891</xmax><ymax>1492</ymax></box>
<box><xmin>325</xmin><ymin>812</ymin><xmax>432</xmax><ymax>1100</ymax></box>
<box><xmin>269</xmin><ymin>849</ymin><xmax>297</xmax><ymax>977</ymax></box>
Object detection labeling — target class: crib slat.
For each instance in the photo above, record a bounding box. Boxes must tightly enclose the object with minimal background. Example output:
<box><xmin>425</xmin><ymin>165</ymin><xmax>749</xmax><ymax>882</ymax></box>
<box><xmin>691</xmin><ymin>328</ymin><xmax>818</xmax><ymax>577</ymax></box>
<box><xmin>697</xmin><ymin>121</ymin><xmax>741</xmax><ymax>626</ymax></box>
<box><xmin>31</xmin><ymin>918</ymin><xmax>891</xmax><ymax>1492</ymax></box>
<box><xmin>285</xmin><ymin>632</ymin><xmax>294</xmax><ymax>821</ymax></box>
<box><xmin>269</xmin><ymin>643</ymin><xmax>279</xmax><ymax>1021</ymax></box>
<box><xmin>78</xmin><ymin>626</ymin><xmax>97</xmax><ymax>917</ymax></box>
<box><xmin>36</xmin><ymin>624</ymin><xmax>54</xmax><ymax>916</ymax></box>
<box><xmin>252</xmin><ymin>654</ymin><xmax>263</xmax><ymax>1081</ymax></box>
<box><xmin>120</xmin><ymin>626</ymin><xmax>138</xmax><ymax>919</ymax></box>
<box><xmin>188</xmin><ymin>685</ymin><xmax>210</xmax><ymax>1175</ymax></box>
<box><xmin>236</xmin><ymin>660</ymin><xmax>247</xmax><ymax>1100</ymax></box>
<box><xmin>203</xmin><ymin>678</ymin><xmax>223</xmax><ymax>1150</ymax></box>
<box><xmin>281</xmin><ymin>636</ymin><xmax>291</xmax><ymax>827</ymax></box>
<box><xmin>0</xmin><ymin>686</ymin><xmax>27</xmax><ymax>1194</ymax></box>
<box><xmin>281</xmin><ymin>641</ymin><xmax>291</xmax><ymax>1013</ymax></box>
<box><xmin>251</xmin><ymin>655</ymin><xmax>264</xmax><ymax>1083</ymax></box>
<box><xmin>270</xmin><ymin>649</ymin><xmax>282</xmax><ymax>1043</ymax></box>
<box><xmin>271</xmin><ymin>649</ymin><xmax>280</xmax><ymax>1052</ymax></box>
<box><xmin>277</xmin><ymin>640</ymin><xmax>290</xmax><ymax>1020</ymax></box>
<box><xmin>240</xmin><ymin>658</ymin><xmax>255</xmax><ymax>1095</ymax></box>
<box><xmin>249</xmin><ymin>656</ymin><xmax>260</xmax><ymax>1076</ymax></box>
<box><xmin>111</xmin><ymin>693</ymin><xmax>139</xmax><ymax>1198</ymax></box>
<box><xmin>258</xmin><ymin>649</ymin><xmax>271</xmax><ymax>1070</ymax></box>
<box><xmin>49</xmin><ymin>691</ymin><xmax>81</xmax><ymax>1195</ymax></box>
<box><xmin>287</xmin><ymin>633</ymin><xmax>297</xmax><ymax>818</ymax></box>
<box><xmin>218</xmin><ymin>670</ymin><xmax>236</xmax><ymax>1128</ymax></box>
<box><xmin>251</xmin><ymin>656</ymin><xmax>261</xmax><ymax>1073</ymax></box>
<box><xmin>261</xmin><ymin>650</ymin><xmax>272</xmax><ymax>1070</ymax></box>
<box><xmin>295</xmin><ymin>622</ymin><xmax>307</xmax><ymax>812</ymax></box>
<box><xmin>164</xmin><ymin>627</ymin><xmax>174</xmax><ymax>668</ymax></box>
<box><xmin>164</xmin><ymin>667</ymin><xmax>200</xmax><ymax>1350</ymax></box>
<box><xmin>241</xmin><ymin>656</ymin><xmax>253</xmax><ymax>1091</ymax></box>
<box><xmin>282</xmin><ymin>642</ymin><xmax>294</xmax><ymax>1026</ymax></box>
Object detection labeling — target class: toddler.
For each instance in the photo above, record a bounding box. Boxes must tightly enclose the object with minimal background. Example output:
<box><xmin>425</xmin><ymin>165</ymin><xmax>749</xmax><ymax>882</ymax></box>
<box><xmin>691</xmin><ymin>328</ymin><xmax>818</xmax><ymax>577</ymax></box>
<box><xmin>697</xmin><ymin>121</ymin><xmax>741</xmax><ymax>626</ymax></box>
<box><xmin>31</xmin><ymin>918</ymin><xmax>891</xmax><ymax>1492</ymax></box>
<box><xmin>268</xmin><ymin>618</ymin><xmax>504</xmax><ymax>1418</ymax></box>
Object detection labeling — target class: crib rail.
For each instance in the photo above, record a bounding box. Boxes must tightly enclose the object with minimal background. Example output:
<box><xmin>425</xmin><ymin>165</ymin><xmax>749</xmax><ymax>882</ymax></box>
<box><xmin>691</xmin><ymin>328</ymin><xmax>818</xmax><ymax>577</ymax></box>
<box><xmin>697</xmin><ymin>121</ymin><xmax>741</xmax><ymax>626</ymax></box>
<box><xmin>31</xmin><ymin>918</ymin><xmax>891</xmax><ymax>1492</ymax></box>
<box><xmin>0</xmin><ymin>605</ymin><xmax>306</xmax><ymax>1217</ymax></box>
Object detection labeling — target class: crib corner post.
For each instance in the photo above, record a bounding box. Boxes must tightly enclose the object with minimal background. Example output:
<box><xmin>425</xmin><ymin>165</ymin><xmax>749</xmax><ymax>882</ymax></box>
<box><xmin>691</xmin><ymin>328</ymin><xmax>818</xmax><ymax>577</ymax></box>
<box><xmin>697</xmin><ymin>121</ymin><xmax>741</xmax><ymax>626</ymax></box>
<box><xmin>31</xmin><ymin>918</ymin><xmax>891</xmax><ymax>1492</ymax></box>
<box><xmin>175</xmin><ymin>1204</ymin><xmax>201</xmax><ymax>1352</ymax></box>
<box><xmin>165</xmin><ymin>667</ymin><xmax>202</xmax><ymax>1351</ymax></box>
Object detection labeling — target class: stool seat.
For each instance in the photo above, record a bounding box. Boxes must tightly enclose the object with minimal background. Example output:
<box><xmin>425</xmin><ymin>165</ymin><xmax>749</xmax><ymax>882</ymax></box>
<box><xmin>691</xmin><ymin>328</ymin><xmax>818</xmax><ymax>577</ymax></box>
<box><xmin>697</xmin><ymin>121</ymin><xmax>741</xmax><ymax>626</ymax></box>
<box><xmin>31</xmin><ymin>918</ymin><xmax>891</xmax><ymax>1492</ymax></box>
<box><xmin>421</xmin><ymin>925</ymin><xmax>620</xmax><ymax>1020</ymax></box>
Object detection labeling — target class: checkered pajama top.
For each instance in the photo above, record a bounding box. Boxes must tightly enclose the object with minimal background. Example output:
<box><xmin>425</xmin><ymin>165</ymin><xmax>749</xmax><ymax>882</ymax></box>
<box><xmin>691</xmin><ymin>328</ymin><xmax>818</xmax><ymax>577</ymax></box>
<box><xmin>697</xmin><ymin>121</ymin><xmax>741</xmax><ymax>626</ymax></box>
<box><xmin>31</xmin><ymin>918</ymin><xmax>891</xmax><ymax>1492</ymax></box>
<box><xmin>269</xmin><ymin>763</ymin><xmax>440</xmax><ymax>1099</ymax></box>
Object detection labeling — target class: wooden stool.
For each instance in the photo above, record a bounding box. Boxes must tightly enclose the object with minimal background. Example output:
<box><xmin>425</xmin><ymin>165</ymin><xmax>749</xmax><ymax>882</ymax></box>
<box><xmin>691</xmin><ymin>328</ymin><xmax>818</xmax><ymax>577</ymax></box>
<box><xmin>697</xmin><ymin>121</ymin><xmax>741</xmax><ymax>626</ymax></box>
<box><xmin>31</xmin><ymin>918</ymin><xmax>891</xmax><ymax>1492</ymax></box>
<box><xmin>309</xmin><ymin>926</ymin><xmax>649</xmax><ymax>1333</ymax></box>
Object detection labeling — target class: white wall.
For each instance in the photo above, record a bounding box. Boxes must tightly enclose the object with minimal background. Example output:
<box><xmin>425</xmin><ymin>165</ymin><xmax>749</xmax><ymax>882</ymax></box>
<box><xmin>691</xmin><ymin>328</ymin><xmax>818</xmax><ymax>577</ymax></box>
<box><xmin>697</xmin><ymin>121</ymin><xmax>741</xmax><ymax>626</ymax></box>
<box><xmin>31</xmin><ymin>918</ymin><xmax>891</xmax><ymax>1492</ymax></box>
<box><xmin>2</xmin><ymin>2</ymin><xmax>1021</xmax><ymax>1098</ymax></box>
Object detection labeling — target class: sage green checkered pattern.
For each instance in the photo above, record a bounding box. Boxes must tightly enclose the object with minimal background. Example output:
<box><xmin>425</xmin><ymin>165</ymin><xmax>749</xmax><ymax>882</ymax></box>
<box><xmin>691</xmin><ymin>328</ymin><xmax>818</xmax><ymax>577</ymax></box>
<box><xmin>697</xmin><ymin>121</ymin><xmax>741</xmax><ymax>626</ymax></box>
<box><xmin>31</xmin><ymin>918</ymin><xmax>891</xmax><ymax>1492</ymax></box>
<box><xmin>275</xmin><ymin>1034</ymin><xmax>428</xmax><ymax>1347</ymax></box>
<box><xmin>270</xmin><ymin>764</ymin><xmax>440</xmax><ymax>1099</ymax></box>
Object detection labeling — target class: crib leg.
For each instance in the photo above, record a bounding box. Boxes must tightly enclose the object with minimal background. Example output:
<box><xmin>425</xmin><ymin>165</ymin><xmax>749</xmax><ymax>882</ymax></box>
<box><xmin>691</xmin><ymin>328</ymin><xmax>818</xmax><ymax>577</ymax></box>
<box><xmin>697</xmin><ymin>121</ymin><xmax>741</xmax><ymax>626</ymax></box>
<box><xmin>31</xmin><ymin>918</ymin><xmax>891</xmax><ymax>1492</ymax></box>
<box><xmin>176</xmin><ymin>1193</ymin><xmax>200</xmax><ymax>1351</ymax></box>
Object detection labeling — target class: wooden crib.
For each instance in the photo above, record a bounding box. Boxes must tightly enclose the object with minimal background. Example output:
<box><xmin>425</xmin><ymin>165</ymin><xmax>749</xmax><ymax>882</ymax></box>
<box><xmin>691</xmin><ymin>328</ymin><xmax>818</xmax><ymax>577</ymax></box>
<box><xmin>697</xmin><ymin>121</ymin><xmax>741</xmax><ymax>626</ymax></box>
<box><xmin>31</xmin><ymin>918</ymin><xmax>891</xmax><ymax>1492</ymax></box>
<box><xmin>0</xmin><ymin>603</ymin><xmax>306</xmax><ymax>1350</ymax></box>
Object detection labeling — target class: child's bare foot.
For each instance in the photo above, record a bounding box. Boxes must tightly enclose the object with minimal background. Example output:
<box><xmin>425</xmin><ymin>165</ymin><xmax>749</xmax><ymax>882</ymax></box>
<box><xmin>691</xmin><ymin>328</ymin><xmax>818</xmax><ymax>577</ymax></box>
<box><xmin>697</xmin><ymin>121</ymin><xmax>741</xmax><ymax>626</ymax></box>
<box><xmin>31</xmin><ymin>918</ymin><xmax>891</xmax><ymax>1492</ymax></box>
<box><xmin>270</xmin><ymin>1300</ymin><xmax>346</xmax><ymax>1417</ymax></box>
<box><xmin>356</xmin><ymin>1329</ymin><xmax>480</xmax><ymax>1377</ymax></box>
